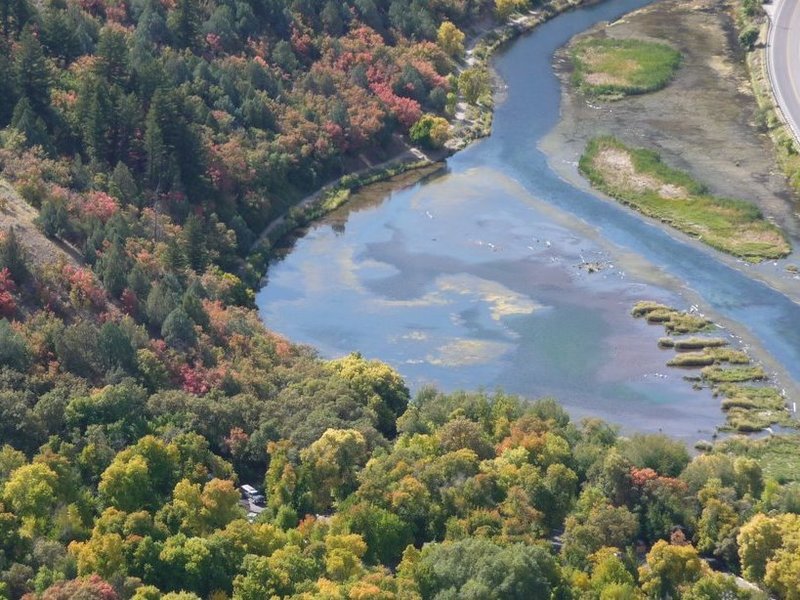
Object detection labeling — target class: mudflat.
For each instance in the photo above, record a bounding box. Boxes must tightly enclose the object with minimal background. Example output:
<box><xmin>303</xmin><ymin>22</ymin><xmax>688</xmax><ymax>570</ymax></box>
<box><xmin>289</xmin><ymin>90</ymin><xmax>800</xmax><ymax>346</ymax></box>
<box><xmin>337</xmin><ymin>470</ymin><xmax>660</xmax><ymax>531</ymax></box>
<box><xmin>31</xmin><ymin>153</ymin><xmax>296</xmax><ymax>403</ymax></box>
<box><xmin>543</xmin><ymin>0</ymin><xmax>800</xmax><ymax>243</ymax></box>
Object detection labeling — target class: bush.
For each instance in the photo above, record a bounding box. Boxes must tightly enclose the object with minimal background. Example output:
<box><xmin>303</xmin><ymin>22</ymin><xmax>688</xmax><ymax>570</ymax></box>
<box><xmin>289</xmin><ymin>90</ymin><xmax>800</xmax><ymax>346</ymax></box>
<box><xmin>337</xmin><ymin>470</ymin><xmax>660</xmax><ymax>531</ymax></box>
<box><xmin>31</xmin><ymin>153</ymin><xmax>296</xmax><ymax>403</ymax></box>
<box><xmin>739</xmin><ymin>26</ymin><xmax>759</xmax><ymax>50</ymax></box>
<box><xmin>0</xmin><ymin>319</ymin><xmax>30</xmax><ymax>371</ymax></box>
<box><xmin>410</xmin><ymin>114</ymin><xmax>450</xmax><ymax>149</ymax></box>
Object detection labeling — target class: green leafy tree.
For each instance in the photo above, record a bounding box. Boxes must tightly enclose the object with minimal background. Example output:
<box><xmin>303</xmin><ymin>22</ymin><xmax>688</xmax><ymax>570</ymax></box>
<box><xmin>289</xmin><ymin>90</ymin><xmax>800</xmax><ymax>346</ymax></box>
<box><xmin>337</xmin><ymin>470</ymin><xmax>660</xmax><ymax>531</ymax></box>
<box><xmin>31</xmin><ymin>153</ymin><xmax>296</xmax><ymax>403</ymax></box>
<box><xmin>301</xmin><ymin>428</ymin><xmax>369</xmax><ymax>512</ymax></box>
<box><xmin>327</xmin><ymin>353</ymin><xmax>409</xmax><ymax>436</ymax></box>
<box><xmin>410</xmin><ymin>537</ymin><xmax>565</xmax><ymax>599</ymax></box>
<box><xmin>621</xmin><ymin>433</ymin><xmax>690</xmax><ymax>477</ymax></box>
<box><xmin>161</xmin><ymin>307</ymin><xmax>197</xmax><ymax>349</ymax></box>
<box><xmin>458</xmin><ymin>68</ymin><xmax>491</xmax><ymax>104</ymax></box>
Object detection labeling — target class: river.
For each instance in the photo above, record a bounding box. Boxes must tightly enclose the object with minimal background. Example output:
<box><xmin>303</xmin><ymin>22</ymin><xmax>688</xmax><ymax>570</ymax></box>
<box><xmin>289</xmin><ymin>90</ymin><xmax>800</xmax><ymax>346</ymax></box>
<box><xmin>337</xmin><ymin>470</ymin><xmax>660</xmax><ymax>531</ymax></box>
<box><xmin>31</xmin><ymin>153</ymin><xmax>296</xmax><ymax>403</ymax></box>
<box><xmin>256</xmin><ymin>0</ymin><xmax>800</xmax><ymax>442</ymax></box>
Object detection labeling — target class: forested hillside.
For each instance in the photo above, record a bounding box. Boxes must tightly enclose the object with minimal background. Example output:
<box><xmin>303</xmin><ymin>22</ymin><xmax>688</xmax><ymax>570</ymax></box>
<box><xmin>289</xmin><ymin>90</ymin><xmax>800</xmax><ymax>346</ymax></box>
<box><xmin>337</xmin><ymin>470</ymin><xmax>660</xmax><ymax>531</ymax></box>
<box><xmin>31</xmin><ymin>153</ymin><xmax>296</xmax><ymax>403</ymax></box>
<box><xmin>1</xmin><ymin>0</ymin><xmax>799</xmax><ymax>597</ymax></box>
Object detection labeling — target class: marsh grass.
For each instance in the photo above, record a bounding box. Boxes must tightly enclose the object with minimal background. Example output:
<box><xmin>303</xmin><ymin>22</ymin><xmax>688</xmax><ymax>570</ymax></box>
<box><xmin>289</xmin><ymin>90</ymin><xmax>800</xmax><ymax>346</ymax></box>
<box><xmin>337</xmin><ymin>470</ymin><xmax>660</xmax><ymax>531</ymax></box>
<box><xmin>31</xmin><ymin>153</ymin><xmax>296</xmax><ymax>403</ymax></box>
<box><xmin>571</xmin><ymin>37</ymin><xmax>682</xmax><ymax>97</ymax></box>
<box><xmin>667</xmin><ymin>348</ymin><xmax>749</xmax><ymax>368</ymax></box>
<box><xmin>673</xmin><ymin>337</ymin><xmax>728</xmax><ymax>350</ymax></box>
<box><xmin>633</xmin><ymin>301</ymin><xmax>793</xmax><ymax>433</ymax></box>
<box><xmin>717</xmin><ymin>384</ymin><xmax>784</xmax><ymax>411</ymax></box>
<box><xmin>631</xmin><ymin>301</ymin><xmax>712</xmax><ymax>335</ymax></box>
<box><xmin>580</xmin><ymin>137</ymin><xmax>791</xmax><ymax>262</ymax></box>
<box><xmin>702</xmin><ymin>365</ymin><xmax>766</xmax><ymax>383</ymax></box>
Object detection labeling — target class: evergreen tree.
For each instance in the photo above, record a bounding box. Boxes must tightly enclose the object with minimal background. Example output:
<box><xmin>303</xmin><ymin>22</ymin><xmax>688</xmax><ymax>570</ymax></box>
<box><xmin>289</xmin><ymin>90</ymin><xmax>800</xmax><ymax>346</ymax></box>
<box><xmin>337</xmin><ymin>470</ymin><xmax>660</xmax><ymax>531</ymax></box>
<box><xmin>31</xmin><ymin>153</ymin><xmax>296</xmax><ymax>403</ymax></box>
<box><xmin>182</xmin><ymin>214</ymin><xmax>206</xmax><ymax>272</ymax></box>
<box><xmin>144</xmin><ymin>101</ymin><xmax>172</xmax><ymax>191</ymax></box>
<box><xmin>167</xmin><ymin>0</ymin><xmax>200</xmax><ymax>49</ymax></box>
<box><xmin>161</xmin><ymin>307</ymin><xmax>196</xmax><ymax>349</ymax></box>
<box><xmin>10</xmin><ymin>97</ymin><xmax>51</xmax><ymax>150</ymax></box>
<box><xmin>145</xmin><ymin>279</ymin><xmax>180</xmax><ymax>328</ymax></box>
<box><xmin>0</xmin><ymin>39</ymin><xmax>18</xmax><ymax>127</ymax></box>
<box><xmin>109</xmin><ymin>162</ymin><xmax>139</xmax><ymax>206</ymax></box>
<box><xmin>95</xmin><ymin>24</ymin><xmax>130</xmax><ymax>85</ymax></box>
<box><xmin>36</xmin><ymin>198</ymin><xmax>70</xmax><ymax>238</ymax></box>
<box><xmin>15</xmin><ymin>26</ymin><xmax>51</xmax><ymax>117</ymax></box>
<box><xmin>0</xmin><ymin>0</ymin><xmax>32</xmax><ymax>37</ymax></box>
<box><xmin>99</xmin><ymin>243</ymin><xmax>127</xmax><ymax>298</ymax></box>
<box><xmin>78</xmin><ymin>76</ymin><xmax>114</xmax><ymax>164</ymax></box>
<box><xmin>40</xmin><ymin>6</ymin><xmax>81</xmax><ymax>64</ymax></box>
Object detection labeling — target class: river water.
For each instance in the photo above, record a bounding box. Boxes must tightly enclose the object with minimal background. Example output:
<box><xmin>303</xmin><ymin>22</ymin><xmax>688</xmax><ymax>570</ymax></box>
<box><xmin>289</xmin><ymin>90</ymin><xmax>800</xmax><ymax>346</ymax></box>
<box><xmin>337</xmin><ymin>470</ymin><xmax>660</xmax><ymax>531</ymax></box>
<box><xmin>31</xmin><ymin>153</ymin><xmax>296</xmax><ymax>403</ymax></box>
<box><xmin>257</xmin><ymin>0</ymin><xmax>800</xmax><ymax>441</ymax></box>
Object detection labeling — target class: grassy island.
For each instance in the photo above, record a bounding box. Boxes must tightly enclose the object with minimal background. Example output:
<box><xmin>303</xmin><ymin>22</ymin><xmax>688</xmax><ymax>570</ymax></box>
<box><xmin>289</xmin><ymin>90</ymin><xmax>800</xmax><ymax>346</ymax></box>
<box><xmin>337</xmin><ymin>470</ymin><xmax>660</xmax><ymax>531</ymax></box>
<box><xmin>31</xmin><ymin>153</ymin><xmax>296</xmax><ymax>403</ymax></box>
<box><xmin>581</xmin><ymin>137</ymin><xmax>791</xmax><ymax>262</ymax></box>
<box><xmin>570</xmin><ymin>37</ymin><xmax>681</xmax><ymax>97</ymax></box>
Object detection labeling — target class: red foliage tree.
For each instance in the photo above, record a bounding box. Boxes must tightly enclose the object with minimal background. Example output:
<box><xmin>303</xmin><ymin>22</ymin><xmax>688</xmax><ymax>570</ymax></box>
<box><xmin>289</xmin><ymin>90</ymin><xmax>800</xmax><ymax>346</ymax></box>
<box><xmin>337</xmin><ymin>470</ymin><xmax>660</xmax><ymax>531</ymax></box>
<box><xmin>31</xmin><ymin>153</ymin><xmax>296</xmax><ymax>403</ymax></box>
<box><xmin>0</xmin><ymin>268</ymin><xmax>17</xmax><ymax>318</ymax></box>
<box><xmin>36</xmin><ymin>575</ymin><xmax>119</xmax><ymax>600</ymax></box>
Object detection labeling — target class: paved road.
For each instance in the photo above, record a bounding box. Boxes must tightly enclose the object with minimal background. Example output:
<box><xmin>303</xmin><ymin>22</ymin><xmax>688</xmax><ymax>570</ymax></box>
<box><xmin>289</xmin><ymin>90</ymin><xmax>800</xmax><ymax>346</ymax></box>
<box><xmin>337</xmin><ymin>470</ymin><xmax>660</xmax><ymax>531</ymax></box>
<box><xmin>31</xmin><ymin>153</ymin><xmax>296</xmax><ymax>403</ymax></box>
<box><xmin>768</xmin><ymin>0</ymin><xmax>800</xmax><ymax>143</ymax></box>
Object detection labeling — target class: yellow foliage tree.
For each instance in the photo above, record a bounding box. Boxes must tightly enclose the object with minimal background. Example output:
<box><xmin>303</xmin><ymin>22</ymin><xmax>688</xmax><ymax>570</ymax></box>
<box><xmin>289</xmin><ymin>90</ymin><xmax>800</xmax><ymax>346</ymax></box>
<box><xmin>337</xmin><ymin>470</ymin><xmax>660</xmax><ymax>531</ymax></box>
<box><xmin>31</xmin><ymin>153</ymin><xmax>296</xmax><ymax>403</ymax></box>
<box><xmin>437</xmin><ymin>21</ymin><xmax>465</xmax><ymax>57</ymax></box>
<box><xmin>638</xmin><ymin>540</ymin><xmax>706</xmax><ymax>598</ymax></box>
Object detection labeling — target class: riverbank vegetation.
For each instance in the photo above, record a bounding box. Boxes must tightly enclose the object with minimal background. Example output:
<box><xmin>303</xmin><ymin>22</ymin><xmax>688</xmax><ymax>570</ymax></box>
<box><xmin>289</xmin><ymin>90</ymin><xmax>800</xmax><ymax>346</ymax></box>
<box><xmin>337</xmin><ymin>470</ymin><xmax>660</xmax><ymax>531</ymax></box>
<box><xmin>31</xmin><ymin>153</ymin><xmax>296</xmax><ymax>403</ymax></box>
<box><xmin>633</xmin><ymin>300</ymin><xmax>796</xmax><ymax>434</ymax></box>
<box><xmin>580</xmin><ymin>137</ymin><xmax>791</xmax><ymax>261</ymax></box>
<box><xmin>570</xmin><ymin>37</ymin><xmax>682</xmax><ymax>97</ymax></box>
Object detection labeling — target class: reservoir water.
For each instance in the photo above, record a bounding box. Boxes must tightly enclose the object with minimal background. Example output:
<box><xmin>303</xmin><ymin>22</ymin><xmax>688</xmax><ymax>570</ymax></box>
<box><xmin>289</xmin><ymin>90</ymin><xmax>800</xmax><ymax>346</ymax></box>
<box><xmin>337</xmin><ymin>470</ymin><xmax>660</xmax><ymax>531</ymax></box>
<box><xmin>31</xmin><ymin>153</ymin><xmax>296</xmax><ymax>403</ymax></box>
<box><xmin>257</xmin><ymin>0</ymin><xmax>800</xmax><ymax>441</ymax></box>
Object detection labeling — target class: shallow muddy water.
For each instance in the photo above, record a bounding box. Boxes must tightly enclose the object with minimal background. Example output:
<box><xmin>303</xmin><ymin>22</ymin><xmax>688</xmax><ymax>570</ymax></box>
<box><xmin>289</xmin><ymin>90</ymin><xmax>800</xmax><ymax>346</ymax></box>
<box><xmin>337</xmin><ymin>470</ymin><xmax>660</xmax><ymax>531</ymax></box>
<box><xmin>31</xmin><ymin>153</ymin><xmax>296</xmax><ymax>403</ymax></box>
<box><xmin>258</xmin><ymin>0</ymin><xmax>800</xmax><ymax>442</ymax></box>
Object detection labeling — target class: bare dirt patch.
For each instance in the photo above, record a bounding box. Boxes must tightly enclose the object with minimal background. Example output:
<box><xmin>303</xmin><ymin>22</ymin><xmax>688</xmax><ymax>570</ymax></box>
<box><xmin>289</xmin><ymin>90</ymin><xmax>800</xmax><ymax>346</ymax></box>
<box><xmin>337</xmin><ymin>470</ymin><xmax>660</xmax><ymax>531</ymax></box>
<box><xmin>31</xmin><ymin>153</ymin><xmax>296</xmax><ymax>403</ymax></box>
<box><xmin>593</xmin><ymin>147</ymin><xmax>689</xmax><ymax>199</ymax></box>
<box><xmin>0</xmin><ymin>179</ymin><xmax>80</xmax><ymax>271</ymax></box>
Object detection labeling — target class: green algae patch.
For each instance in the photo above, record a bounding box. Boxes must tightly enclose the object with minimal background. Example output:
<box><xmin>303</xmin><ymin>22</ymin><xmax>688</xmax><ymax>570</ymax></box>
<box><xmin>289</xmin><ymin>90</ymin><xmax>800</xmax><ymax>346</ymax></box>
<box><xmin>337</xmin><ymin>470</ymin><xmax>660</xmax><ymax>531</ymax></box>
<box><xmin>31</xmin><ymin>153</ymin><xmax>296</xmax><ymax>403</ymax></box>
<box><xmin>580</xmin><ymin>137</ymin><xmax>791</xmax><ymax>262</ymax></box>
<box><xmin>571</xmin><ymin>37</ymin><xmax>681</xmax><ymax>97</ymax></box>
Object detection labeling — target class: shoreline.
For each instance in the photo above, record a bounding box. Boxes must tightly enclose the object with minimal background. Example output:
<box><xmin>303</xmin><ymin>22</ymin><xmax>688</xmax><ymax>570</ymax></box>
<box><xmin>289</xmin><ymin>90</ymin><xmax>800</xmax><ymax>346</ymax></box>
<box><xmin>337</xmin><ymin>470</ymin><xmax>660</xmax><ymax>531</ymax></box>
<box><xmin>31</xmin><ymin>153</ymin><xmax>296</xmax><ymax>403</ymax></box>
<box><xmin>246</xmin><ymin>0</ymin><xmax>596</xmax><ymax>280</ymax></box>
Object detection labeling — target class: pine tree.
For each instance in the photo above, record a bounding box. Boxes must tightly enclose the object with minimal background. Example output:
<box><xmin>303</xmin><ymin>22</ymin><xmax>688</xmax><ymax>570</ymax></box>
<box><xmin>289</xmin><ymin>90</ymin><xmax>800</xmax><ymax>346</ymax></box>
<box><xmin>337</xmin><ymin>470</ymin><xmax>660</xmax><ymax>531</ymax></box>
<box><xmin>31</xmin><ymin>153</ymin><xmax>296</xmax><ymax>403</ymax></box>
<box><xmin>95</xmin><ymin>24</ymin><xmax>130</xmax><ymax>85</ymax></box>
<box><xmin>167</xmin><ymin>0</ymin><xmax>200</xmax><ymax>49</ymax></box>
<box><xmin>10</xmin><ymin>97</ymin><xmax>50</xmax><ymax>150</ymax></box>
<box><xmin>79</xmin><ymin>77</ymin><xmax>114</xmax><ymax>164</ymax></box>
<box><xmin>143</xmin><ymin>101</ymin><xmax>171</xmax><ymax>191</ymax></box>
<box><xmin>0</xmin><ymin>0</ymin><xmax>32</xmax><ymax>37</ymax></box>
<box><xmin>15</xmin><ymin>26</ymin><xmax>51</xmax><ymax>116</ymax></box>
<box><xmin>99</xmin><ymin>242</ymin><xmax>127</xmax><ymax>298</ymax></box>
<box><xmin>182</xmin><ymin>214</ymin><xmax>206</xmax><ymax>272</ymax></box>
<box><xmin>0</xmin><ymin>39</ymin><xmax>18</xmax><ymax>127</ymax></box>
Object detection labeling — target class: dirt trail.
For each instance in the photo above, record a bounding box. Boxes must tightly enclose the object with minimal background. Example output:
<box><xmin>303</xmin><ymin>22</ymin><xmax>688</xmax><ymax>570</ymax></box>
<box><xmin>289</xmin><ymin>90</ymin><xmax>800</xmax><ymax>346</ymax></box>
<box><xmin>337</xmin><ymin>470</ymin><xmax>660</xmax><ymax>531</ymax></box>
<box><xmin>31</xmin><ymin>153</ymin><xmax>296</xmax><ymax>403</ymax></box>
<box><xmin>542</xmin><ymin>0</ymin><xmax>800</xmax><ymax>242</ymax></box>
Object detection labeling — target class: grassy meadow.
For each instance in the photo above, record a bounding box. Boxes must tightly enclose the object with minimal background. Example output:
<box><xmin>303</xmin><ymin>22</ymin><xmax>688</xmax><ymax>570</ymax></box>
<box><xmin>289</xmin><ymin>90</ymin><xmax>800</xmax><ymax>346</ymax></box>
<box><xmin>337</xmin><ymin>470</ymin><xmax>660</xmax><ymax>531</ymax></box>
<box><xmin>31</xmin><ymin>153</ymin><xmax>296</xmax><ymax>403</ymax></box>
<box><xmin>570</xmin><ymin>37</ymin><xmax>681</xmax><ymax>97</ymax></box>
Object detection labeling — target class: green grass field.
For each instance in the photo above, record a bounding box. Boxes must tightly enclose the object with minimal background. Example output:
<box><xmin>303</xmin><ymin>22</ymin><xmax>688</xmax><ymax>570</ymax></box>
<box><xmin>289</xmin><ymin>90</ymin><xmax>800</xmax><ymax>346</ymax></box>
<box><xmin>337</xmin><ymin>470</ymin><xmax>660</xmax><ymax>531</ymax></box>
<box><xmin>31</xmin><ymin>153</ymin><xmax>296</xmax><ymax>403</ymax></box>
<box><xmin>580</xmin><ymin>137</ymin><xmax>791</xmax><ymax>262</ymax></box>
<box><xmin>717</xmin><ymin>435</ymin><xmax>800</xmax><ymax>482</ymax></box>
<box><xmin>571</xmin><ymin>37</ymin><xmax>681</xmax><ymax>97</ymax></box>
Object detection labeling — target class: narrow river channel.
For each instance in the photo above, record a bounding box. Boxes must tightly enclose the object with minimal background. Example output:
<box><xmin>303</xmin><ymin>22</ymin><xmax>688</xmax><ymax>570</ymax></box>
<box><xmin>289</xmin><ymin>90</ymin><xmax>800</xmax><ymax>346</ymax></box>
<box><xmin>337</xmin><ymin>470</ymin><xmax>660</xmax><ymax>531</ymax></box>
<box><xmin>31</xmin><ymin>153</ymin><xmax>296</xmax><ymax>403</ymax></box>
<box><xmin>257</xmin><ymin>0</ymin><xmax>800</xmax><ymax>442</ymax></box>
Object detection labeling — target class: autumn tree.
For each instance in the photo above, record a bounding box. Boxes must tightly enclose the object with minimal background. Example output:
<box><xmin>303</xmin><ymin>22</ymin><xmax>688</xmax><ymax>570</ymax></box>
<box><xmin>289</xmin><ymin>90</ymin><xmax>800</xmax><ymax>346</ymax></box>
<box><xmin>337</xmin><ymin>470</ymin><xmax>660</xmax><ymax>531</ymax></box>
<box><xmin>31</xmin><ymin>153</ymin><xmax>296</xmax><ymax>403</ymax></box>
<box><xmin>301</xmin><ymin>428</ymin><xmax>369</xmax><ymax>512</ymax></box>
<box><xmin>639</xmin><ymin>540</ymin><xmax>706</xmax><ymax>599</ymax></box>
<box><xmin>437</xmin><ymin>21</ymin><xmax>465</xmax><ymax>57</ymax></box>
